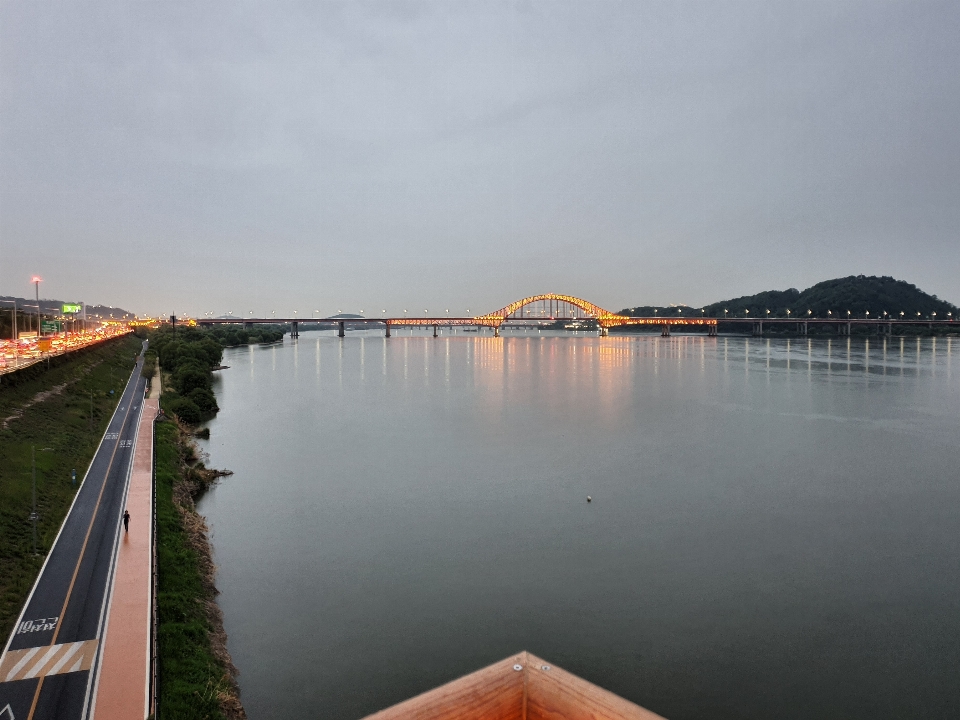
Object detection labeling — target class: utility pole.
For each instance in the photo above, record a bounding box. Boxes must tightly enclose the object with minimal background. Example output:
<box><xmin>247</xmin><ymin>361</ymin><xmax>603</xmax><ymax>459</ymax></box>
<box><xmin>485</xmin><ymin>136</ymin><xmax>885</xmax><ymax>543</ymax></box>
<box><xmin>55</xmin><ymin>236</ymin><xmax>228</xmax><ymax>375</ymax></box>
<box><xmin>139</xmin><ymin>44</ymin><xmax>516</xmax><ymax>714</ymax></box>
<box><xmin>33</xmin><ymin>276</ymin><xmax>42</xmax><ymax>338</ymax></box>
<box><xmin>31</xmin><ymin>446</ymin><xmax>38</xmax><ymax>555</ymax></box>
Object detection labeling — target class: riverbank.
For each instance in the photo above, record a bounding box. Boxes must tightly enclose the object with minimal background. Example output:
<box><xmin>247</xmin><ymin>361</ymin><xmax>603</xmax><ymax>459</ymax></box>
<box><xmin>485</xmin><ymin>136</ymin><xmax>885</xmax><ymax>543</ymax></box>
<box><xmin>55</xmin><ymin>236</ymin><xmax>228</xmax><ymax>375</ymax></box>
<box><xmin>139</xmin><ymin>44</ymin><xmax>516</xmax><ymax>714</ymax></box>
<box><xmin>155</xmin><ymin>417</ymin><xmax>245</xmax><ymax>719</ymax></box>
<box><xmin>0</xmin><ymin>334</ymin><xmax>141</xmax><ymax>640</ymax></box>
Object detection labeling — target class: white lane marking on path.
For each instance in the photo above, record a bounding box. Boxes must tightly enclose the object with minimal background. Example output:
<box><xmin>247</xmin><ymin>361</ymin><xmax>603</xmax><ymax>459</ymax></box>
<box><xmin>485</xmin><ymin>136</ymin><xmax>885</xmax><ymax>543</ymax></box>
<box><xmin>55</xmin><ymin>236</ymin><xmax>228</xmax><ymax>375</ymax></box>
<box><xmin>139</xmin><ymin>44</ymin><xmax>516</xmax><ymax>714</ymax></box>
<box><xmin>24</xmin><ymin>645</ymin><xmax>60</xmax><ymax>679</ymax></box>
<box><xmin>47</xmin><ymin>641</ymin><xmax>83</xmax><ymax>676</ymax></box>
<box><xmin>0</xmin><ymin>640</ymin><xmax>98</xmax><ymax>682</ymax></box>
<box><xmin>3</xmin><ymin>646</ymin><xmax>40</xmax><ymax>682</ymax></box>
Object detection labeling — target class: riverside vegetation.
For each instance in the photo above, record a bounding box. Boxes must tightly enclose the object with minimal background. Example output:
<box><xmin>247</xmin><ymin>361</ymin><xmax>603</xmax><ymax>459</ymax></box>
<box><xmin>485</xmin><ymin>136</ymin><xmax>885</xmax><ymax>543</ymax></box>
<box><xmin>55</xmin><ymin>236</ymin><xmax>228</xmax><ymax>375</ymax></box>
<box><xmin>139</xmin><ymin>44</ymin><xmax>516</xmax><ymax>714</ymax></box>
<box><xmin>0</xmin><ymin>333</ymin><xmax>141</xmax><ymax>639</ymax></box>
<box><xmin>155</xmin><ymin>418</ymin><xmax>244</xmax><ymax>720</ymax></box>
<box><xmin>149</xmin><ymin>324</ymin><xmax>246</xmax><ymax>719</ymax></box>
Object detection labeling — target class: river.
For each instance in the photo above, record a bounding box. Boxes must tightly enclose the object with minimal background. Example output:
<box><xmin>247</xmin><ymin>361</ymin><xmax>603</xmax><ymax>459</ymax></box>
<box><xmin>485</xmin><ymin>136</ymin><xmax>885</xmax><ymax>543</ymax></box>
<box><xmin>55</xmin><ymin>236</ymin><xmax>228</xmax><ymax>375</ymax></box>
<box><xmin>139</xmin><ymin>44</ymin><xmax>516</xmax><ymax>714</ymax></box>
<box><xmin>196</xmin><ymin>331</ymin><xmax>960</xmax><ymax>719</ymax></box>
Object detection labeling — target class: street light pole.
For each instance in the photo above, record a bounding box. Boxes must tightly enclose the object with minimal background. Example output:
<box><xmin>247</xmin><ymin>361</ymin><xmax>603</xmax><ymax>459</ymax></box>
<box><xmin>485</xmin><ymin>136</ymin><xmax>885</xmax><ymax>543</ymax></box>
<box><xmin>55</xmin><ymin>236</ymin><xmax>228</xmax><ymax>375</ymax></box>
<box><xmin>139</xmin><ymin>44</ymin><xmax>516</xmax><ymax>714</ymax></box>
<box><xmin>31</xmin><ymin>446</ymin><xmax>38</xmax><ymax>555</ymax></box>
<box><xmin>33</xmin><ymin>276</ymin><xmax>42</xmax><ymax>338</ymax></box>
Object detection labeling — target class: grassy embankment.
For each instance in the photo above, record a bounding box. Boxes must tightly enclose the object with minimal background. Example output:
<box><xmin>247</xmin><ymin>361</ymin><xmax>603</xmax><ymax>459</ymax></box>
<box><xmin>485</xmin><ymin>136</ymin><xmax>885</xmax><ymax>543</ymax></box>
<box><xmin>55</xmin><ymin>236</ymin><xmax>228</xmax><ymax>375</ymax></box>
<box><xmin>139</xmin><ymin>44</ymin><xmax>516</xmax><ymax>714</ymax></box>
<box><xmin>150</xmin><ymin>324</ymin><xmax>245</xmax><ymax>720</ymax></box>
<box><xmin>0</xmin><ymin>333</ymin><xmax>141</xmax><ymax>640</ymax></box>
<box><xmin>155</xmin><ymin>418</ymin><xmax>243</xmax><ymax>720</ymax></box>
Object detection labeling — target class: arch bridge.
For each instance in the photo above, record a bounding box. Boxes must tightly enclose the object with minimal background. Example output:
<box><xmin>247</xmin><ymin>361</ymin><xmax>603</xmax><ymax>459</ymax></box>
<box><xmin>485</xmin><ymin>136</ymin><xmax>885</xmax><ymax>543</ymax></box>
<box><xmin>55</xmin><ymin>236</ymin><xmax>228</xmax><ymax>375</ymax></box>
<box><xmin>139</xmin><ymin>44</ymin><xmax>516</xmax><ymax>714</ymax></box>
<box><xmin>469</xmin><ymin>294</ymin><xmax>716</xmax><ymax>336</ymax></box>
<box><xmin>196</xmin><ymin>293</ymin><xmax>717</xmax><ymax>337</ymax></box>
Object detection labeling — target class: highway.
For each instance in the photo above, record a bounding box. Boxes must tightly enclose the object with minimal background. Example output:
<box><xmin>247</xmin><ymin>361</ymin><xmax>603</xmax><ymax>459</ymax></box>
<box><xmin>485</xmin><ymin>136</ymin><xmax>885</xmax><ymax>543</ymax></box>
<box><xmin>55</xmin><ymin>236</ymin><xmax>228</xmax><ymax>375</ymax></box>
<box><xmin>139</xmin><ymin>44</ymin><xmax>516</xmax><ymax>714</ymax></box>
<box><xmin>0</xmin><ymin>346</ymin><xmax>147</xmax><ymax>720</ymax></box>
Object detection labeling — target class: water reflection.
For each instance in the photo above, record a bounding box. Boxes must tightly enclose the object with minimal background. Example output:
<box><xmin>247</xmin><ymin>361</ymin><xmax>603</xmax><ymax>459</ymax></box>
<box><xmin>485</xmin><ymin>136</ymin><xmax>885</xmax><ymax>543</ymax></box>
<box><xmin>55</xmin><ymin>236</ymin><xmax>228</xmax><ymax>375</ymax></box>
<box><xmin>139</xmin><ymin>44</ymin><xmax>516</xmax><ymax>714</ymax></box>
<box><xmin>198</xmin><ymin>331</ymin><xmax>960</xmax><ymax>720</ymax></box>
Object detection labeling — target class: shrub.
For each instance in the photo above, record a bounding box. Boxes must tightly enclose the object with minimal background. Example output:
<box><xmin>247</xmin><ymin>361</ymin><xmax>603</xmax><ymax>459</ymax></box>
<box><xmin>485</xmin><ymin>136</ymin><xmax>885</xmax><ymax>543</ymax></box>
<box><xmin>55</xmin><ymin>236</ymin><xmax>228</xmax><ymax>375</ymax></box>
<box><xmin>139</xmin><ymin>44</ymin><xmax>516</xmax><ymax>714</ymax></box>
<box><xmin>174</xmin><ymin>366</ymin><xmax>210</xmax><ymax>395</ymax></box>
<box><xmin>188</xmin><ymin>388</ymin><xmax>219</xmax><ymax>414</ymax></box>
<box><xmin>166</xmin><ymin>397</ymin><xmax>201</xmax><ymax>425</ymax></box>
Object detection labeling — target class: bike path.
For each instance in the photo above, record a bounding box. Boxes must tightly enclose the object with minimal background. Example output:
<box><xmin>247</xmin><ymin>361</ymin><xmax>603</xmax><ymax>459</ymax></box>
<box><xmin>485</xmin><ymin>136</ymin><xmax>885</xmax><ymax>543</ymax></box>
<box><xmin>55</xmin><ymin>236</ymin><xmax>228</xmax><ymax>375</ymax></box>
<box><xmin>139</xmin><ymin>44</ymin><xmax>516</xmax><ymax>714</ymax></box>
<box><xmin>0</xmin><ymin>349</ymin><xmax>146</xmax><ymax>720</ymax></box>
<box><xmin>90</xmin><ymin>398</ymin><xmax>158</xmax><ymax>720</ymax></box>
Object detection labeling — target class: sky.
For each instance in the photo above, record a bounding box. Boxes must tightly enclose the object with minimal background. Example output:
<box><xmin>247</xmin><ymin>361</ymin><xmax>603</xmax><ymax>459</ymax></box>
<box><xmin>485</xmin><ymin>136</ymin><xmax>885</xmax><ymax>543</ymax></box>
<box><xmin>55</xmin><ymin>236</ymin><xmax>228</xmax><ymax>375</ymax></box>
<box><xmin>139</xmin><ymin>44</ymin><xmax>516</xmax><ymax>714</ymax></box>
<box><xmin>1</xmin><ymin>0</ymin><xmax>958</xmax><ymax>318</ymax></box>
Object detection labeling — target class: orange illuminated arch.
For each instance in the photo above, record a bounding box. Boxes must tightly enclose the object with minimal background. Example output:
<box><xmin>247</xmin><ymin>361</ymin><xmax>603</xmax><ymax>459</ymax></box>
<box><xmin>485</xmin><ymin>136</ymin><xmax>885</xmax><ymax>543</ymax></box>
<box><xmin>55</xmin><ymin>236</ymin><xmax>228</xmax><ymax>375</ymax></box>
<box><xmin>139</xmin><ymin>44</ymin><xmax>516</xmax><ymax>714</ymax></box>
<box><xmin>472</xmin><ymin>293</ymin><xmax>716</xmax><ymax>328</ymax></box>
<box><xmin>475</xmin><ymin>294</ymin><xmax>620</xmax><ymax>325</ymax></box>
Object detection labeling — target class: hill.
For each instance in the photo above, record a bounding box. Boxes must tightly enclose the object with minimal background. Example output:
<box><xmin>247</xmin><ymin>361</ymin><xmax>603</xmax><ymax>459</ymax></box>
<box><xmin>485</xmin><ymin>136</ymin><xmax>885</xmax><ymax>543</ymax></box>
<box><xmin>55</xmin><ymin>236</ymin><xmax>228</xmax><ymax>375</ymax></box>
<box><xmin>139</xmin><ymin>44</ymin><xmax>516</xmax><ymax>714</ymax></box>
<box><xmin>621</xmin><ymin>276</ymin><xmax>957</xmax><ymax>320</ymax></box>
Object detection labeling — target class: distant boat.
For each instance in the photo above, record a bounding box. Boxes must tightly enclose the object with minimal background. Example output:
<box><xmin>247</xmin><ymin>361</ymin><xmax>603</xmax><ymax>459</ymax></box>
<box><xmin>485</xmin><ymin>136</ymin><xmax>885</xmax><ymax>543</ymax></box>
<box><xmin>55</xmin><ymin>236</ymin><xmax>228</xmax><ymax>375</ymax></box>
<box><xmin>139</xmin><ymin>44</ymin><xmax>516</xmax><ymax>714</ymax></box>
<box><xmin>362</xmin><ymin>651</ymin><xmax>661</xmax><ymax>719</ymax></box>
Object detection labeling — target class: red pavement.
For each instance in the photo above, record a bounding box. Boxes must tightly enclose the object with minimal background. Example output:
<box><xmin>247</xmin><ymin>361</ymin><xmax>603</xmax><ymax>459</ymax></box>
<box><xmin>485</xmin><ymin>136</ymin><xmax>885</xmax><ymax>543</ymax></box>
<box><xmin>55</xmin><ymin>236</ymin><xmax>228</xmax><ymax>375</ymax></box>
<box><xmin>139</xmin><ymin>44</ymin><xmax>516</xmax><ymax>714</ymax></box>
<box><xmin>92</xmin><ymin>398</ymin><xmax>158</xmax><ymax>720</ymax></box>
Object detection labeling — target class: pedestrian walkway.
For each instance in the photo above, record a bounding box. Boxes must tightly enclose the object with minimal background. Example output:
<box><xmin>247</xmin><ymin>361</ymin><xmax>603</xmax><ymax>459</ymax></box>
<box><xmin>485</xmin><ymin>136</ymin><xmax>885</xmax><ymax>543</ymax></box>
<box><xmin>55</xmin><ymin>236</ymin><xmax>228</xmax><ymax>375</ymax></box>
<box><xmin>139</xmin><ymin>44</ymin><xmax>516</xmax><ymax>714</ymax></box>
<box><xmin>91</xmin><ymin>397</ymin><xmax>158</xmax><ymax>720</ymax></box>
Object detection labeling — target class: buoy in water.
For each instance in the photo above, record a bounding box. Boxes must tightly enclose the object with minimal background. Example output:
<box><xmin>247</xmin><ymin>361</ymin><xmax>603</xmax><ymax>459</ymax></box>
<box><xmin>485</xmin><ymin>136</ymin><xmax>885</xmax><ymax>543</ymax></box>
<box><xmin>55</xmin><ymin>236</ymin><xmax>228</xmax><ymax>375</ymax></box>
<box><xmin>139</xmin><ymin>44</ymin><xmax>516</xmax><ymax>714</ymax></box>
<box><xmin>586</xmin><ymin>496</ymin><xmax>592</xmax><ymax>503</ymax></box>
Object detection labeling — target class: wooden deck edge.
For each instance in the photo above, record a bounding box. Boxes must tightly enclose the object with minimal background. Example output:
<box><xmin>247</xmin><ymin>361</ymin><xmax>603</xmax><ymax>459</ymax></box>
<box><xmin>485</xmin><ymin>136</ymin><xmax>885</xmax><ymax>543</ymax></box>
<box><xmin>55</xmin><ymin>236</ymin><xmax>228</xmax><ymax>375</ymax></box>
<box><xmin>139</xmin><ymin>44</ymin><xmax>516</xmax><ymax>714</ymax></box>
<box><xmin>360</xmin><ymin>651</ymin><xmax>665</xmax><ymax>720</ymax></box>
<box><xmin>360</xmin><ymin>652</ymin><xmax>527</xmax><ymax>720</ymax></box>
<box><xmin>526</xmin><ymin>652</ymin><xmax>666</xmax><ymax>720</ymax></box>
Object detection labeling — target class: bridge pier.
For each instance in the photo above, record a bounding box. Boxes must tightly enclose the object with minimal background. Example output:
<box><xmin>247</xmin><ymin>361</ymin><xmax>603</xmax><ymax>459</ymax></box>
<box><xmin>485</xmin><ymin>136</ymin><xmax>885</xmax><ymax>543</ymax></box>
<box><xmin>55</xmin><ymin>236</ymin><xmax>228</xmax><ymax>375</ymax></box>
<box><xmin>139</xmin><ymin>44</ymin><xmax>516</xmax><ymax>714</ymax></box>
<box><xmin>801</xmin><ymin>321</ymin><xmax>808</xmax><ymax>336</ymax></box>
<box><xmin>291</xmin><ymin>321</ymin><xmax>299</xmax><ymax>339</ymax></box>
<box><xmin>338</xmin><ymin>321</ymin><xmax>345</xmax><ymax>338</ymax></box>
<box><xmin>753</xmin><ymin>321</ymin><xmax>763</xmax><ymax>337</ymax></box>
<box><xmin>660</xmin><ymin>323</ymin><xmax>671</xmax><ymax>337</ymax></box>
<box><xmin>599</xmin><ymin>326</ymin><xmax>608</xmax><ymax>336</ymax></box>
<box><xmin>433</xmin><ymin>324</ymin><xmax>438</xmax><ymax>338</ymax></box>
<box><xmin>385</xmin><ymin>322</ymin><xmax>391</xmax><ymax>338</ymax></box>
<box><xmin>708</xmin><ymin>324</ymin><xmax>717</xmax><ymax>337</ymax></box>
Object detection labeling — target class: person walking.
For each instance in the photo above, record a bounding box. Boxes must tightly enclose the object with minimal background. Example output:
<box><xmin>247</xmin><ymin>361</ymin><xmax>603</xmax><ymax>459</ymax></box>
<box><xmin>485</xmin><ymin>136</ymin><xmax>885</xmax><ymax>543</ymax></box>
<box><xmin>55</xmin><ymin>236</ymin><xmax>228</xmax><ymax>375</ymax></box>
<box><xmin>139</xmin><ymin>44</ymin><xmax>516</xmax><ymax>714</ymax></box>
<box><xmin>122</xmin><ymin>510</ymin><xmax>130</xmax><ymax>533</ymax></box>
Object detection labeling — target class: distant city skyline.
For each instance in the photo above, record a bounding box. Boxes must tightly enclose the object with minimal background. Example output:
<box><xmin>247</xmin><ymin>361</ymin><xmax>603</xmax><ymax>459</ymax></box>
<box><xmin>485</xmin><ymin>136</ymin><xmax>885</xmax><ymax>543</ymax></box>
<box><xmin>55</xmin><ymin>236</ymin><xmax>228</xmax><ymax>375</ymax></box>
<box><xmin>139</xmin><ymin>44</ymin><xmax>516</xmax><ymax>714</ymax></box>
<box><xmin>3</xmin><ymin>1</ymin><xmax>959</xmax><ymax>317</ymax></box>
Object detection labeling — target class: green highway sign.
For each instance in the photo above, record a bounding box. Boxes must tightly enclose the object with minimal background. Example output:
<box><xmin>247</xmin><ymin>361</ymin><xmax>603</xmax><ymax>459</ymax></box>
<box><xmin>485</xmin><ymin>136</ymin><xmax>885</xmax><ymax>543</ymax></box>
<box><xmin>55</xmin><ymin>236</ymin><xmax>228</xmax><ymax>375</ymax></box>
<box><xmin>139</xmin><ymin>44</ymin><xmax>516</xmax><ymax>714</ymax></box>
<box><xmin>62</xmin><ymin>303</ymin><xmax>82</xmax><ymax>314</ymax></box>
<box><xmin>41</xmin><ymin>320</ymin><xmax>62</xmax><ymax>332</ymax></box>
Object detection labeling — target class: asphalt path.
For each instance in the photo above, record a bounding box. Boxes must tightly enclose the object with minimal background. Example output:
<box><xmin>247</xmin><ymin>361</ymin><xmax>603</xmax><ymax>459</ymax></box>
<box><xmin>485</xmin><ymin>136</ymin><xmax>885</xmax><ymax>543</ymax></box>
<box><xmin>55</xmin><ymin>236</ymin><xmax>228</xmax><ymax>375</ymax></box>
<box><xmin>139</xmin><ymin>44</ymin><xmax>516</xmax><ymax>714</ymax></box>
<box><xmin>0</xmin><ymin>344</ymin><xmax>147</xmax><ymax>720</ymax></box>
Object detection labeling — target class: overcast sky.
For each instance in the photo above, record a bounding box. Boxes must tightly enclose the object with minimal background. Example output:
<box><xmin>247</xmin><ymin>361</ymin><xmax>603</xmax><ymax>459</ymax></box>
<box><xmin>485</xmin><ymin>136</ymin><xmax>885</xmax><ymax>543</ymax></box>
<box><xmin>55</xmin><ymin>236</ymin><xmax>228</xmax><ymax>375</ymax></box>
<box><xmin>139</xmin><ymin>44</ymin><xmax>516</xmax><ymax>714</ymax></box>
<box><xmin>2</xmin><ymin>1</ymin><xmax>958</xmax><ymax>317</ymax></box>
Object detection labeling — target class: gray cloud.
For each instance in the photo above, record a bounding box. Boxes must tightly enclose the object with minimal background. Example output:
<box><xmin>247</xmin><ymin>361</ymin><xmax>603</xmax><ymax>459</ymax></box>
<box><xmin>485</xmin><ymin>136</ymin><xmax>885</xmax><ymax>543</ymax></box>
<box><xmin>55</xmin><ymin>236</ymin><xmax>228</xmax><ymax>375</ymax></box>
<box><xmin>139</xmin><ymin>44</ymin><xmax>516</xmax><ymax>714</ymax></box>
<box><xmin>2</xmin><ymin>0</ymin><xmax>958</xmax><ymax>316</ymax></box>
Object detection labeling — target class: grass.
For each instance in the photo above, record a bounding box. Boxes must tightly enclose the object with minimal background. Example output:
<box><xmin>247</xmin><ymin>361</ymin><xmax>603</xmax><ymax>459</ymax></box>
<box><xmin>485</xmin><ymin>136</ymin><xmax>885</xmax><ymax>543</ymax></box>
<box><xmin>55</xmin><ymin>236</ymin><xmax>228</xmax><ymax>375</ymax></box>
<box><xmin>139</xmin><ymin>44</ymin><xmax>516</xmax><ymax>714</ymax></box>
<box><xmin>0</xmin><ymin>334</ymin><xmax>142</xmax><ymax>641</ymax></box>
<box><xmin>155</xmin><ymin>419</ymin><xmax>238</xmax><ymax>720</ymax></box>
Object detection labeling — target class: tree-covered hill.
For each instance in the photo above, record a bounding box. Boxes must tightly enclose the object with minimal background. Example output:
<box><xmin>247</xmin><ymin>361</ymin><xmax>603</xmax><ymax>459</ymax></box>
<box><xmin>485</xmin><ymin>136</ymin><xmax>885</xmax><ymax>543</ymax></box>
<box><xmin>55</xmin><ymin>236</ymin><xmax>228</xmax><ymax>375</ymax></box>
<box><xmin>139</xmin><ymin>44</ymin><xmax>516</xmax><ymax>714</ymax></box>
<box><xmin>621</xmin><ymin>276</ymin><xmax>958</xmax><ymax>320</ymax></box>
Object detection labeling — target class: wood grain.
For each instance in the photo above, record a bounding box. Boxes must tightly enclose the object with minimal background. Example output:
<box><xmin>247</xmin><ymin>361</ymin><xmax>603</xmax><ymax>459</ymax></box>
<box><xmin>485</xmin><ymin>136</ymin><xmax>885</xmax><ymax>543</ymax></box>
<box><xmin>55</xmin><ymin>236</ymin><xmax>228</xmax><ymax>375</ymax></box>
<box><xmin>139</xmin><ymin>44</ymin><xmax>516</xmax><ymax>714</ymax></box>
<box><xmin>360</xmin><ymin>651</ymin><xmax>666</xmax><ymax>719</ymax></box>
<box><xmin>525</xmin><ymin>652</ymin><xmax>665</xmax><ymax>720</ymax></box>
<box><xmin>361</xmin><ymin>652</ymin><xmax>527</xmax><ymax>720</ymax></box>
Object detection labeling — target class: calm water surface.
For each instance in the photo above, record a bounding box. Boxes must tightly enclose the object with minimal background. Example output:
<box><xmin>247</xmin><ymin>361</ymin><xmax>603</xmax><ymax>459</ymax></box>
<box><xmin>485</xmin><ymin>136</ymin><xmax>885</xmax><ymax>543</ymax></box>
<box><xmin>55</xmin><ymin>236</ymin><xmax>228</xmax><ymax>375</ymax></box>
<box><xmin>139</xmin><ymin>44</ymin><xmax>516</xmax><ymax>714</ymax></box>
<box><xmin>197</xmin><ymin>332</ymin><xmax>960</xmax><ymax>719</ymax></box>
